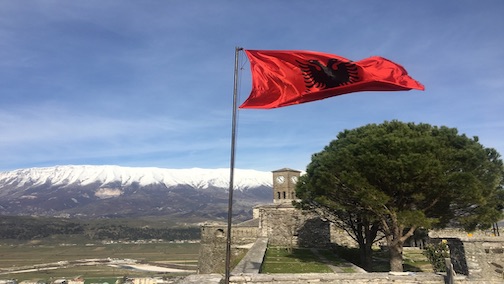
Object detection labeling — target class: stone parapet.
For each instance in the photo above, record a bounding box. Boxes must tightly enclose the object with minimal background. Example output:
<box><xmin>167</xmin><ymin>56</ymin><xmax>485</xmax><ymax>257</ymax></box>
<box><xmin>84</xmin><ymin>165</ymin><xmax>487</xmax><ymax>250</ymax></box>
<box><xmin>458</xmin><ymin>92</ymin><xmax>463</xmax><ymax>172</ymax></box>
<box><xmin>429</xmin><ymin>229</ymin><xmax>499</xmax><ymax>240</ymax></box>
<box><xmin>428</xmin><ymin>233</ymin><xmax>504</xmax><ymax>281</ymax></box>
<box><xmin>228</xmin><ymin>272</ymin><xmax>446</xmax><ymax>284</ymax></box>
<box><xmin>180</xmin><ymin>273</ymin><xmax>504</xmax><ymax>284</ymax></box>
<box><xmin>177</xmin><ymin>274</ymin><xmax>222</xmax><ymax>283</ymax></box>
<box><xmin>232</xmin><ymin>238</ymin><xmax>268</xmax><ymax>274</ymax></box>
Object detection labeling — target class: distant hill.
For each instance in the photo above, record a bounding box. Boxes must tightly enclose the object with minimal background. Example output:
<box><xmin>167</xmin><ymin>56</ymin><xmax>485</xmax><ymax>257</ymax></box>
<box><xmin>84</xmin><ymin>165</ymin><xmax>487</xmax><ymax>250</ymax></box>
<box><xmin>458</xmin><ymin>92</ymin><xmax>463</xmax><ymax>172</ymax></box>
<box><xmin>0</xmin><ymin>165</ymin><xmax>274</xmax><ymax>222</ymax></box>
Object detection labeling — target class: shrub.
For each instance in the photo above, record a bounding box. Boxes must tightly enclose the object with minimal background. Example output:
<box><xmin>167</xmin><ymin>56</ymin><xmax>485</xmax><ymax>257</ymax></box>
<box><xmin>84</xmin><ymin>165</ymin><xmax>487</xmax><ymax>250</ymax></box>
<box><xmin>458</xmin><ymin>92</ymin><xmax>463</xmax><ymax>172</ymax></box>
<box><xmin>423</xmin><ymin>240</ymin><xmax>450</xmax><ymax>272</ymax></box>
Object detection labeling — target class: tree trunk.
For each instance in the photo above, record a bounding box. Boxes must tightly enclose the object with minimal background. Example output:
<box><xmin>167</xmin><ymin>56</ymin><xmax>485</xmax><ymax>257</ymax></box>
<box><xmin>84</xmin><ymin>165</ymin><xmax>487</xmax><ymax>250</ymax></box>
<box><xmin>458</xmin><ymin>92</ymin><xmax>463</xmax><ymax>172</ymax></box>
<box><xmin>359</xmin><ymin>241</ymin><xmax>373</xmax><ymax>271</ymax></box>
<box><xmin>354</xmin><ymin>218</ymin><xmax>378</xmax><ymax>271</ymax></box>
<box><xmin>382</xmin><ymin>211</ymin><xmax>414</xmax><ymax>272</ymax></box>
<box><xmin>389</xmin><ymin>242</ymin><xmax>404</xmax><ymax>272</ymax></box>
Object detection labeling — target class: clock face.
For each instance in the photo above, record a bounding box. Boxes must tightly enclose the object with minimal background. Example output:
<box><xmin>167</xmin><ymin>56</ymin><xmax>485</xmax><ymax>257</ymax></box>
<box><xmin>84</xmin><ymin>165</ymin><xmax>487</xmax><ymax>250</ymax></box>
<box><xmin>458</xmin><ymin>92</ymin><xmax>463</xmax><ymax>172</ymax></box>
<box><xmin>291</xmin><ymin>176</ymin><xmax>298</xmax><ymax>183</ymax></box>
<box><xmin>276</xmin><ymin>175</ymin><xmax>285</xmax><ymax>184</ymax></box>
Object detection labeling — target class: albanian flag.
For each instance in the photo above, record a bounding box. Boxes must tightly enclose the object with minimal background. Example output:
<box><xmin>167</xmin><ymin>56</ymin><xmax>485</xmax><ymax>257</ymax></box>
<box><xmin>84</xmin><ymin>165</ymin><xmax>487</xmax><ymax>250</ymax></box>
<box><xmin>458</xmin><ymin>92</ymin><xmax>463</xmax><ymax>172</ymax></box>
<box><xmin>239</xmin><ymin>50</ymin><xmax>425</xmax><ymax>109</ymax></box>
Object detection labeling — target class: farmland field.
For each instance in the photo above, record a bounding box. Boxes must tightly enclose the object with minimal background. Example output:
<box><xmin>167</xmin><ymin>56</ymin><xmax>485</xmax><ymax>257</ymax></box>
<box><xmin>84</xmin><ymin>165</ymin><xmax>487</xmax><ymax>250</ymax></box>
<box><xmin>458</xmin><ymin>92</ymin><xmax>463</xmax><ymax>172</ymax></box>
<box><xmin>0</xmin><ymin>239</ymin><xmax>200</xmax><ymax>281</ymax></box>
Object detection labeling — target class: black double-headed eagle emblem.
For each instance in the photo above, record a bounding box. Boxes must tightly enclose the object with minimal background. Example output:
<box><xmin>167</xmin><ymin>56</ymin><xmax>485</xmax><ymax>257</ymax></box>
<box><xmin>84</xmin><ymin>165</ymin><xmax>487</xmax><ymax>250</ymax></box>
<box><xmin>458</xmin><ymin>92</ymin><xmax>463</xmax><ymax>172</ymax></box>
<box><xmin>296</xmin><ymin>58</ymin><xmax>360</xmax><ymax>92</ymax></box>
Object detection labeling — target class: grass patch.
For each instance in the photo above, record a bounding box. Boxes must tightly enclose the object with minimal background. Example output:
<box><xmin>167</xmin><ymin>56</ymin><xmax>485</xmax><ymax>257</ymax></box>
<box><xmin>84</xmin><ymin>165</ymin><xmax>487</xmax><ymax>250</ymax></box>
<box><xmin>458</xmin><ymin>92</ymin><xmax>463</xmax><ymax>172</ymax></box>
<box><xmin>315</xmin><ymin>249</ymin><xmax>356</xmax><ymax>272</ymax></box>
<box><xmin>332</xmin><ymin>245</ymin><xmax>433</xmax><ymax>272</ymax></box>
<box><xmin>316</xmin><ymin>249</ymin><xmax>346</xmax><ymax>265</ymax></box>
<box><xmin>331</xmin><ymin>245</ymin><xmax>362</xmax><ymax>266</ymax></box>
<box><xmin>371</xmin><ymin>248</ymin><xmax>433</xmax><ymax>272</ymax></box>
<box><xmin>261</xmin><ymin>247</ymin><xmax>333</xmax><ymax>273</ymax></box>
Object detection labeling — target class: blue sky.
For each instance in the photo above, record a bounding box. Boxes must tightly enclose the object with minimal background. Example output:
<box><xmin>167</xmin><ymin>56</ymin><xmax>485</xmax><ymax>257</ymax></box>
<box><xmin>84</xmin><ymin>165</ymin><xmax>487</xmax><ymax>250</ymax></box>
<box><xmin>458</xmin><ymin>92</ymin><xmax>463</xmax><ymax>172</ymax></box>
<box><xmin>0</xmin><ymin>0</ymin><xmax>503</xmax><ymax>172</ymax></box>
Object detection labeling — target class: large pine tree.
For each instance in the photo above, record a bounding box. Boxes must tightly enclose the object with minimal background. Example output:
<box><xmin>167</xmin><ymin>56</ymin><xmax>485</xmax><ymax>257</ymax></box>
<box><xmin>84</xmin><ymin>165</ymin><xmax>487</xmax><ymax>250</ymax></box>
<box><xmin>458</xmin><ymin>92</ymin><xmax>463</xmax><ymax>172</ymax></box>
<box><xmin>296</xmin><ymin>120</ymin><xmax>504</xmax><ymax>271</ymax></box>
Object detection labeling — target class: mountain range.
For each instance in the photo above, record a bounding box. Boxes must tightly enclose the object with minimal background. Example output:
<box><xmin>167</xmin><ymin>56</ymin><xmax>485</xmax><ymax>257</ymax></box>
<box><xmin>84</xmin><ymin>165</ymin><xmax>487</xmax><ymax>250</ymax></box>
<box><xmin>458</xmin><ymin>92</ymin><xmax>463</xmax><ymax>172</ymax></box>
<box><xmin>0</xmin><ymin>165</ymin><xmax>275</xmax><ymax>222</ymax></box>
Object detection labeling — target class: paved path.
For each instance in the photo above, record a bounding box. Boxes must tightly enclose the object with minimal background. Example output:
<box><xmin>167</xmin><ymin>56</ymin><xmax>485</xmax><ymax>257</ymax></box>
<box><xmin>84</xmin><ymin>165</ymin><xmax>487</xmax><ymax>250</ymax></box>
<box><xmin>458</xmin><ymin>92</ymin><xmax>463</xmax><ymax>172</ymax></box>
<box><xmin>310</xmin><ymin>248</ymin><xmax>368</xmax><ymax>273</ymax></box>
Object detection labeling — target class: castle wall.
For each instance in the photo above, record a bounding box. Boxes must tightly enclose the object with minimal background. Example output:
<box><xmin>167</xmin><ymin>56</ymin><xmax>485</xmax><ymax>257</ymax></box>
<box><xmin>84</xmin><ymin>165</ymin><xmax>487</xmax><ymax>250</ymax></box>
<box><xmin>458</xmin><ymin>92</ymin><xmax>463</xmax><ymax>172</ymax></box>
<box><xmin>258</xmin><ymin>204</ymin><xmax>330</xmax><ymax>248</ymax></box>
<box><xmin>198</xmin><ymin>224</ymin><xmax>259</xmax><ymax>274</ymax></box>
<box><xmin>330</xmin><ymin>225</ymin><xmax>359</xmax><ymax>247</ymax></box>
<box><xmin>429</xmin><ymin>229</ymin><xmax>504</xmax><ymax>280</ymax></box>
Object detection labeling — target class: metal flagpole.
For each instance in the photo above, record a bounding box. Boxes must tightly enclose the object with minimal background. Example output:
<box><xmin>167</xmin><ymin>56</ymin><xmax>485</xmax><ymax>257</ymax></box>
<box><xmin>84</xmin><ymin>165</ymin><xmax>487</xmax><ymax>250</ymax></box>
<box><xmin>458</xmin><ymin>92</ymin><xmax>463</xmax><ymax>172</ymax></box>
<box><xmin>224</xmin><ymin>46</ymin><xmax>242</xmax><ymax>284</ymax></box>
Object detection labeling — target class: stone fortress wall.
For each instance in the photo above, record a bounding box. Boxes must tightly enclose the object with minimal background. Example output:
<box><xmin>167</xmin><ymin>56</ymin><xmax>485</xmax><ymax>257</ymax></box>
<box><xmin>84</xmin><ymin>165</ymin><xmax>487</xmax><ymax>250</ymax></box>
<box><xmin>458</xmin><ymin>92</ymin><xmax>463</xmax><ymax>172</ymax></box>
<box><xmin>196</xmin><ymin>168</ymin><xmax>504</xmax><ymax>283</ymax></box>
<box><xmin>429</xmin><ymin>229</ymin><xmax>504</xmax><ymax>281</ymax></box>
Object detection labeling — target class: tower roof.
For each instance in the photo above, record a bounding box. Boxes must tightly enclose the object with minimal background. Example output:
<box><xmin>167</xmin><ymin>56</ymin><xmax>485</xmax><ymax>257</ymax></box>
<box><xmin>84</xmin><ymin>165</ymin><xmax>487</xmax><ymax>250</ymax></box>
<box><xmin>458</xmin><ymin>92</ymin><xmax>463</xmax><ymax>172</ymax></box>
<box><xmin>271</xmin><ymin>168</ymin><xmax>301</xmax><ymax>173</ymax></box>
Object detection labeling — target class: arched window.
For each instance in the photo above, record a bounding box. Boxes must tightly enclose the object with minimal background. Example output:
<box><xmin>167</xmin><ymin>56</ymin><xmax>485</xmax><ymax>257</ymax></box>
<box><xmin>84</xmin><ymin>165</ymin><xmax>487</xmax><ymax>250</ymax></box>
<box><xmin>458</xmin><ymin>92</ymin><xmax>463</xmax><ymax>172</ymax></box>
<box><xmin>215</xmin><ymin>229</ymin><xmax>225</xmax><ymax>238</ymax></box>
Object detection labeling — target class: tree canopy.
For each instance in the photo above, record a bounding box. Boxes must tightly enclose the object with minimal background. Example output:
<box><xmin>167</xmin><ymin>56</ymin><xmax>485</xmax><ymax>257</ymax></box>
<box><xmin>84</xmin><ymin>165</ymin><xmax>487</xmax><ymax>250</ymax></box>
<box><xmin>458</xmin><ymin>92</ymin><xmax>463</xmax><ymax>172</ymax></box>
<box><xmin>295</xmin><ymin>120</ymin><xmax>504</xmax><ymax>271</ymax></box>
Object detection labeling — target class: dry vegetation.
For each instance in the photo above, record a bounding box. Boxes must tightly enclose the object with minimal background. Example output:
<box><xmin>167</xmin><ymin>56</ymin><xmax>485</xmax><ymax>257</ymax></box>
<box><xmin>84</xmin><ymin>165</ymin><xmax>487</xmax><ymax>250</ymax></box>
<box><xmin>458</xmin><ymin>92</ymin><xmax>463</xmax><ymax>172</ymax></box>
<box><xmin>0</xmin><ymin>240</ymin><xmax>200</xmax><ymax>281</ymax></box>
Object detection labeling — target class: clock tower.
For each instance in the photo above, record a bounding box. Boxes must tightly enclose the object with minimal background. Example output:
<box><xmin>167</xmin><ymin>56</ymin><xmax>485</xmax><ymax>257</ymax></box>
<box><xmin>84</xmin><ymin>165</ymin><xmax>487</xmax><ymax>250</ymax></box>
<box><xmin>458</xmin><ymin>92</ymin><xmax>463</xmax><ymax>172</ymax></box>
<box><xmin>272</xmin><ymin>168</ymin><xmax>301</xmax><ymax>203</ymax></box>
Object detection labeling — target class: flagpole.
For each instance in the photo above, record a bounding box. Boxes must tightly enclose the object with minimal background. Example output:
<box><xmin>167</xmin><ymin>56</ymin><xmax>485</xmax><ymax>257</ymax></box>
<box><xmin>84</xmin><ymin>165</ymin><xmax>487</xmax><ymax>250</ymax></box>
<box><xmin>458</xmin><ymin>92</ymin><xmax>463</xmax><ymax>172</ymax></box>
<box><xmin>224</xmin><ymin>46</ymin><xmax>242</xmax><ymax>284</ymax></box>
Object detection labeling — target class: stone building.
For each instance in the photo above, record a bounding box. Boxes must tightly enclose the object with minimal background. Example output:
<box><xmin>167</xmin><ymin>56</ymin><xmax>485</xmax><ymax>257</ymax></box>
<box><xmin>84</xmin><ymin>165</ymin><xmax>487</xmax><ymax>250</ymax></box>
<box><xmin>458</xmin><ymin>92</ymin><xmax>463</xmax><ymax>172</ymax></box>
<box><xmin>271</xmin><ymin>168</ymin><xmax>299</xmax><ymax>203</ymax></box>
<box><xmin>198</xmin><ymin>168</ymin><xmax>331</xmax><ymax>273</ymax></box>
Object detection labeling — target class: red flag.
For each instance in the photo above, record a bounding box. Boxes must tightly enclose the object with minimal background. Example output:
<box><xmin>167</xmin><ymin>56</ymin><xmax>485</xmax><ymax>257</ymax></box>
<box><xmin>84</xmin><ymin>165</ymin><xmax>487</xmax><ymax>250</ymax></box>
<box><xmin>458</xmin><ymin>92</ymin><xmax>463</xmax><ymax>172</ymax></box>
<box><xmin>239</xmin><ymin>50</ymin><xmax>425</xmax><ymax>109</ymax></box>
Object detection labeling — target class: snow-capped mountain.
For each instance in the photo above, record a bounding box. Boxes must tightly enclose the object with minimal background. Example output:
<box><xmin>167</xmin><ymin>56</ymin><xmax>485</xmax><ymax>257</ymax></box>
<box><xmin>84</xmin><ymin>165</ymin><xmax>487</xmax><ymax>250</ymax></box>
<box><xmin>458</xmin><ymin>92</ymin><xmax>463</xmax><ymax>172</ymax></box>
<box><xmin>0</xmin><ymin>165</ymin><xmax>273</xmax><ymax>192</ymax></box>
<box><xmin>0</xmin><ymin>165</ymin><xmax>275</xmax><ymax>221</ymax></box>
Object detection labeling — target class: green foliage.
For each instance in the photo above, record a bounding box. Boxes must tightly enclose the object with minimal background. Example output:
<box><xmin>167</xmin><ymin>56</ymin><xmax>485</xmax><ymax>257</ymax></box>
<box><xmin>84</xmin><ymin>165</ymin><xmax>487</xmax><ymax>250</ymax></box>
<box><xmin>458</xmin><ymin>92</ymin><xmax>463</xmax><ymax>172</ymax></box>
<box><xmin>0</xmin><ymin>215</ymin><xmax>84</xmax><ymax>239</ymax></box>
<box><xmin>84</xmin><ymin>224</ymin><xmax>200</xmax><ymax>241</ymax></box>
<box><xmin>0</xmin><ymin>215</ymin><xmax>200</xmax><ymax>241</ymax></box>
<box><xmin>398</xmin><ymin>210</ymin><xmax>436</xmax><ymax>228</ymax></box>
<box><xmin>297</xmin><ymin>120</ymin><xmax>504</xmax><ymax>230</ymax></box>
<box><xmin>423</xmin><ymin>241</ymin><xmax>450</xmax><ymax>272</ymax></box>
<box><xmin>296</xmin><ymin>120</ymin><xmax>504</xmax><ymax>271</ymax></box>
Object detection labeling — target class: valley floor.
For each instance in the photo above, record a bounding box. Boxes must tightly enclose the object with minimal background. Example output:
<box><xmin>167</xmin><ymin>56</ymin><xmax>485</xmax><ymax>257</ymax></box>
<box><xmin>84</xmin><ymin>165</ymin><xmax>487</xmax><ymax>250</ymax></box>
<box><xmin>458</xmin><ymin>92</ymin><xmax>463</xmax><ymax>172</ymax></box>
<box><xmin>0</xmin><ymin>241</ymin><xmax>199</xmax><ymax>281</ymax></box>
